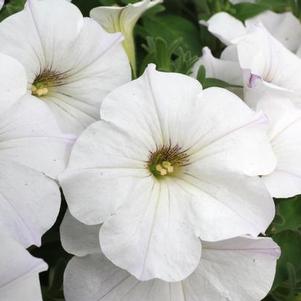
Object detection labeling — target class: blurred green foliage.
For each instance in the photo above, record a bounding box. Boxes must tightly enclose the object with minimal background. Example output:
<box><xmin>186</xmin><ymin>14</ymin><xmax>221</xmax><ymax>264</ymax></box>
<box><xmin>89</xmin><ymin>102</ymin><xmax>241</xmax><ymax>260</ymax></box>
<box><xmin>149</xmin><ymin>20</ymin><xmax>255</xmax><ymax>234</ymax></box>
<box><xmin>1</xmin><ymin>0</ymin><xmax>301</xmax><ymax>300</ymax></box>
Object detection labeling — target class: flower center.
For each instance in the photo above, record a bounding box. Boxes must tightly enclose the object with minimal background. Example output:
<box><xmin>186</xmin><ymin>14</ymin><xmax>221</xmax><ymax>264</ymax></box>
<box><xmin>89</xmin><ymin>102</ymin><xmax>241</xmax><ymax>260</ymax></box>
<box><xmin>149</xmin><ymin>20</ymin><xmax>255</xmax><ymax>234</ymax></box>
<box><xmin>31</xmin><ymin>69</ymin><xmax>67</xmax><ymax>98</ymax></box>
<box><xmin>31</xmin><ymin>82</ymin><xmax>49</xmax><ymax>97</ymax></box>
<box><xmin>148</xmin><ymin>145</ymin><xmax>189</xmax><ymax>178</ymax></box>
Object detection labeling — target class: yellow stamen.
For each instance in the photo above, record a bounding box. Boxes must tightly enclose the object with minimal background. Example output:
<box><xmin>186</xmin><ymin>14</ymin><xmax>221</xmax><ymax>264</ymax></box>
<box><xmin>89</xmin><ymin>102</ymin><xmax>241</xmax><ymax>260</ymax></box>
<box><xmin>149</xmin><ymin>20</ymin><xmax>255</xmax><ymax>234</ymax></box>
<box><xmin>156</xmin><ymin>164</ymin><xmax>167</xmax><ymax>176</ymax></box>
<box><xmin>32</xmin><ymin>84</ymin><xmax>49</xmax><ymax>97</ymax></box>
<box><xmin>162</xmin><ymin>161</ymin><xmax>174</xmax><ymax>173</ymax></box>
<box><xmin>155</xmin><ymin>161</ymin><xmax>174</xmax><ymax>176</ymax></box>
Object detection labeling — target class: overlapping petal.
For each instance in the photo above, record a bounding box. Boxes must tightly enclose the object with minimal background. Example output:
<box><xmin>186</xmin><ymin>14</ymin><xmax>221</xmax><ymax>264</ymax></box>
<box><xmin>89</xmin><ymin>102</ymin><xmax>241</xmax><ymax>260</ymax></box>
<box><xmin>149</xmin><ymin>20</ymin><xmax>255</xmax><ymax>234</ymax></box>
<box><xmin>64</xmin><ymin>237</ymin><xmax>279</xmax><ymax>301</ymax></box>
<box><xmin>0</xmin><ymin>161</ymin><xmax>60</xmax><ymax>247</ymax></box>
<box><xmin>254</xmin><ymin>96</ymin><xmax>301</xmax><ymax>197</ymax></box>
<box><xmin>0</xmin><ymin>231</ymin><xmax>47</xmax><ymax>301</ymax></box>
<box><xmin>192</xmin><ymin>47</ymin><xmax>242</xmax><ymax>87</ymax></box>
<box><xmin>0</xmin><ymin>94</ymin><xmax>72</xmax><ymax>179</ymax></box>
<box><xmin>60</xmin><ymin>210</ymin><xmax>100</xmax><ymax>257</ymax></box>
<box><xmin>235</xmin><ymin>26</ymin><xmax>301</xmax><ymax>94</ymax></box>
<box><xmin>0</xmin><ymin>47</ymin><xmax>71</xmax><ymax>248</ymax></box>
<box><xmin>246</xmin><ymin>11</ymin><xmax>301</xmax><ymax>53</ymax></box>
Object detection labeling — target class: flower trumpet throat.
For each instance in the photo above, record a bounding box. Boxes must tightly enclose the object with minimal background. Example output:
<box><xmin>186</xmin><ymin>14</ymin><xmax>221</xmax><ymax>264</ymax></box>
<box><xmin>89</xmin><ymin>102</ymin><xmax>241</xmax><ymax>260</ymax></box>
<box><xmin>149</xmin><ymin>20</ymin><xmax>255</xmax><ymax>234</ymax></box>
<box><xmin>148</xmin><ymin>145</ymin><xmax>189</xmax><ymax>178</ymax></box>
<box><xmin>31</xmin><ymin>69</ymin><xmax>68</xmax><ymax>98</ymax></box>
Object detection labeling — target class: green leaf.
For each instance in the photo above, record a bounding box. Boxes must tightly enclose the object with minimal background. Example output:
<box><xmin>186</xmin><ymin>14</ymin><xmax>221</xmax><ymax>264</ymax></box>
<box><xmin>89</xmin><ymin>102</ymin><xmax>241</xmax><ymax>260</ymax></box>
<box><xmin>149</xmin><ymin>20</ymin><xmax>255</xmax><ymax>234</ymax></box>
<box><xmin>232</xmin><ymin>3</ymin><xmax>268</xmax><ymax>21</ymax></box>
<box><xmin>196</xmin><ymin>65</ymin><xmax>206</xmax><ymax>83</ymax></box>
<box><xmin>140</xmin><ymin>36</ymin><xmax>198</xmax><ymax>75</ymax></box>
<box><xmin>270</xmin><ymin>197</ymin><xmax>301</xmax><ymax>234</ymax></box>
<box><xmin>72</xmin><ymin>0</ymin><xmax>102</xmax><ymax>16</ymax></box>
<box><xmin>138</xmin><ymin>14</ymin><xmax>201</xmax><ymax>56</ymax></box>
<box><xmin>0</xmin><ymin>0</ymin><xmax>26</xmax><ymax>21</ymax></box>
<box><xmin>272</xmin><ymin>231</ymin><xmax>301</xmax><ymax>289</ymax></box>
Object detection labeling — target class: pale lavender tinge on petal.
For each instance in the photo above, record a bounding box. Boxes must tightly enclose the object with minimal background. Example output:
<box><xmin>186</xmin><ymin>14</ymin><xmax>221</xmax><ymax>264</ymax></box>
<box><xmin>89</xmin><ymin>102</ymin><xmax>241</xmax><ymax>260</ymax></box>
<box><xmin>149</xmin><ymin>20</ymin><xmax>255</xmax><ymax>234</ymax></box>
<box><xmin>248</xmin><ymin>73</ymin><xmax>262</xmax><ymax>88</ymax></box>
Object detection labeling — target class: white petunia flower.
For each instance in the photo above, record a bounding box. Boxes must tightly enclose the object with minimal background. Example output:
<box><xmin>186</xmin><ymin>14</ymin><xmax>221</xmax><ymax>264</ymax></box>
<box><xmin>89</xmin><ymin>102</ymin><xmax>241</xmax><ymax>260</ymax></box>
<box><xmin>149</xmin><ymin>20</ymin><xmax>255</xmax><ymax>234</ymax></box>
<box><xmin>235</xmin><ymin>26</ymin><xmax>301</xmax><ymax>99</ymax></box>
<box><xmin>198</xmin><ymin>19</ymin><xmax>301</xmax><ymax>198</ymax></box>
<box><xmin>248</xmin><ymin>90</ymin><xmax>301</xmax><ymax>198</ymax></box>
<box><xmin>61</xmin><ymin>211</ymin><xmax>280</xmax><ymax>301</ymax></box>
<box><xmin>90</xmin><ymin>0</ymin><xmax>162</xmax><ymax>76</ymax></box>
<box><xmin>0</xmin><ymin>52</ymin><xmax>71</xmax><ymax>247</ymax></box>
<box><xmin>60</xmin><ymin>64</ymin><xmax>276</xmax><ymax>281</ymax></box>
<box><xmin>196</xmin><ymin>11</ymin><xmax>301</xmax><ymax>90</ymax></box>
<box><xmin>0</xmin><ymin>231</ymin><xmax>47</xmax><ymax>301</ymax></box>
<box><xmin>201</xmin><ymin>11</ymin><xmax>301</xmax><ymax>54</ymax></box>
<box><xmin>0</xmin><ymin>0</ymin><xmax>3</xmax><ymax>10</ymax></box>
<box><xmin>198</xmin><ymin>15</ymin><xmax>301</xmax><ymax>106</ymax></box>
<box><xmin>0</xmin><ymin>0</ymin><xmax>131</xmax><ymax>136</ymax></box>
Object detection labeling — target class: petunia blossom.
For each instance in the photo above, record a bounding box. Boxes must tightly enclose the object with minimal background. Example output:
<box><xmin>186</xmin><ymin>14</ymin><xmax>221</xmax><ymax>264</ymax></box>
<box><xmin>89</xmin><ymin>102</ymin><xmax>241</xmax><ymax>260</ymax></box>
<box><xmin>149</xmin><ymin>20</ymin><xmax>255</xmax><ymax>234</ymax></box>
<box><xmin>0</xmin><ymin>231</ymin><xmax>47</xmax><ymax>301</ymax></box>
<box><xmin>61</xmin><ymin>211</ymin><xmax>280</xmax><ymax>301</ymax></box>
<box><xmin>0</xmin><ymin>52</ymin><xmax>71</xmax><ymax>247</ymax></box>
<box><xmin>247</xmin><ymin>89</ymin><xmax>301</xmax><ymax>198</ymax></box>
<box><xmin>201</xmin><ymin>11</ymin><xmax>301</xmax><ymax>54</ymax></box>
<box><xmin>60</xmin><ymin>64</ymin><xmax>276</xmax><ymax>281</ymax></box>
<box><xmin>0</xmin><ymin>0</ymin><xmax>131</xmax><ymax>136</ymax></box>
<box><xmin>222</xmin><ymin>25</ymin><xmax>301</xmax><ymax>119</ymax></box>
<box><xmin>195</xmin><ymin>11</ymin><xmax>301</xmax><ymax>91</ymax></box>
<box><xmin>90</xmin><ymin>0</ymin><xmax>162</xmax><ymax>76</ymax></box>
<box><xmin>196</xmin><ymin>19</ymin><xmax>301</xmax><ymax>198</ymax></box>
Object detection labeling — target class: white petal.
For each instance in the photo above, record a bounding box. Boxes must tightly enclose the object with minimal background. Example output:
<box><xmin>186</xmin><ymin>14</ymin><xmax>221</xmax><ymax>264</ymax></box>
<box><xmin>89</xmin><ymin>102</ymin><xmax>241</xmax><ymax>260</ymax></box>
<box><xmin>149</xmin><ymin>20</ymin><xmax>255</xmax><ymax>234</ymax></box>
<box><xmin>59</xmin><ymin>121</ymin><xmax>148</xmax><ymax>225</ymax></box>
<box><xmin>0</xmin><ymin>6</ymin><xmax>44</xmax><ymax>80</ymax></box>
<box><xmin>246</xmin><ymin>11</ymin><xmax>301</xmax><ymax>53</ymax></box>
<box><xmin>24</xmin><ymin>0</ymin><xmax>84</xmax><ymax>71</ymax></box>
<box><xmin>60</xmin><ymin>168</ymin><xmax>141</xmax><ymax>225</ymax></box>
<box><xmin>192</xmin><ymin>47</ymin><xmax>243</xmax><ymax>87</ymax></box>
<box><xmin>189</xmin><ymin>237</ymin><xmax>280</xmax><ymax>301</ymax></box>
<box><xmin>0</xmin><ymin>160</ymin><xmax>60</xmax><ymax>247</ymax></box>
<box><xmin>0</xmin><ymin>95</ymin><xmax>72</xmax><ymax>179</ymax></box>
<box><xmin>263</xmin><ymin>170</ymin><xmax>301</xmax><ymax>198</ymax></box>
<box><xmin>91</xmin><ymin>0</ymin><xmax>162</xmax><ymax>34</ymax></box>
<box><xmin>0</xmin><ymin>231</ymin><xmax>47</xmax><ymax>301</ymax></box>
<box><xmin>100</xmin><ymin>178</ymin><xmax>201</xmax><ymax>282</ymax></box>
<box><xmin>220</xmin><ymin>44</ymin><xmax>239</xmax><ymax>61</ymax></box>
<box><xmin>0</xmin><ymin>53</ymin><xmax>27</xmax><ymax>113</ymax></box>
<box><xmin>177</xmin><ymin>168</ymin><xmax>274</xmax><ymax>240</ymax></box>
<box><xmin>60</xmin><ymin>210</ymin><xmax>100</xmax><ymax>256</ymax></box>
<box><xmin>101</xmin><ymin>64</ymin><xmax>203</xmax><ymax>148</ymax></box>
<box><xmin>90</xmin><ymin>0</ymin><xmax>159</xmax><ymax>74</ymax></box>
<box><xmin>235</xmin><ymin>26</ymin><xmax>301</xmax><ymax>93</ymax></box>
<box><xmin>65</xmin><ymin>120</ymin><xmax>150</xmax><ymax>170</ymax></box>
<box><xmin>201</xmin><ymin>12</ymin><xmax>247</xmax><ymax>45</ymax></box>
<box><xmin>185</xmin><ymin>87</ymin><xmax>276</xmax><ymax>176</ymax></box>
<box><xmin>64</xmin><ymin>237</ymin><xmax>279</xmax><ymax>301</ymax></box>
<box><xmin>64</xmin><ymin>253</ymin><xmax>180</xmax><ymax>301</ymax></box>
<box><xmin>257</xmin><ymin>97</ymin><xmax>301</xmax><ymax>197</ymax></box>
